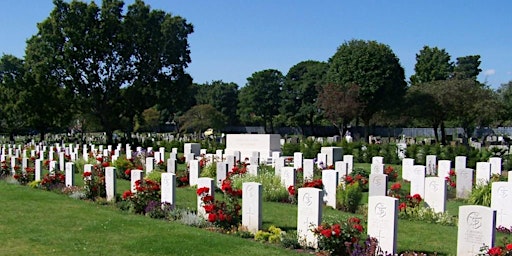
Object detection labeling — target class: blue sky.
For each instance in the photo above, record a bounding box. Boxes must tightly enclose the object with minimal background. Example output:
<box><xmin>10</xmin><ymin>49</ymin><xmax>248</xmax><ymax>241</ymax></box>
<box><xmin>1</xmin><ymin>1</ymin><xmax>511</xmax><ymax>89</ymax></box>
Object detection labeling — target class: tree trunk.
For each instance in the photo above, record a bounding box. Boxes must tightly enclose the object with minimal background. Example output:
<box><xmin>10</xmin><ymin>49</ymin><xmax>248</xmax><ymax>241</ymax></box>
<box><xmin>9</xmin><ymin>132</ymin><xmax>15</xmax><ymax>144</ymax></box>
<box><xmin>432</xmin><ymin>122</ymin><xmax>439</xmax><ymax>144</ymax></box>
<box><xmin>440</xmin><ymin>121</ymin><xmax>447</xmax><ymax>145</ymax></box>
<box><xmin>363</xmin><ymin>118</ymin><xmax>371</xmax><ymax>143</ymax></box>
<box><xmin>105</xmin><ymin>130</ymin><xmax>113</xmax><ymax>145</ymax></box>
<box><xmin>39</xmin><ymin>130</ymin><xmax>46</xmax><ymax>143</ymax></box>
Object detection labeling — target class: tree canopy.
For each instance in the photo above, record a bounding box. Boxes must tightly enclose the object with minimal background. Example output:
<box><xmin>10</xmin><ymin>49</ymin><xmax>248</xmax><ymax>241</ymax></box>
<box><xmin>326</xmin><ymin>39</ymin><xmax>407</xmax><ymax>138</ymax></box>
<box><xmin>409</xmin><ymin>46</ymin><xmax>453</xmax><ymax>86</ymax></box>
<box><xmin>238</xmin><ymin>69</ymin><xmax>284</xmax><ymax>133</ymax></box>
<box><xmin>24</xmin><ymin>0</ymin><xmax>193</xmax><ymax>143</ymax></box>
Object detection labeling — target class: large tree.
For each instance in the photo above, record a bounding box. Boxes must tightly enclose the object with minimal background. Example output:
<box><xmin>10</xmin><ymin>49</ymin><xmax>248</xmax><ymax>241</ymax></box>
<box><xmin>0</xmin><ymin>55</ymin><xmax>30</xmax><ymax>141</ymax></box>
<box><xmin>24</xmin><ymin>0</ymin><xmax>193</xmax><ymax>144</ymax></box>
<box><xmin>497</xmin><ymin>81</ymin><xmax>512</xmax><ymax>126</ymax></box>
<box><xmin>409</xmin><ymin>46</ymin><xmax>453</xmax><ymax>86</ymax></box>
<box><xmin>178</xmin><ymin>104</ymin><xmax>227</xmax><ymax>134</ymax></box>
<box><xmin>238</xmin><ymin>69</ymin><xmax>284</xmax><ymax>133</ymax></box>
<box><xmin>281</xmin><ymin>60</ymin><xmax>327</xmax><ymax>135</ymax></box>
<box><xmin>317</xmin><ymin>83</ymin><xmax>360</xmax><ymax>136</ymax></box>
<box><xmin>195</xmin><ymin>80</ymin><xmax>239</xmax><ymax>126</ymax></box>
<box><xmin>326</xmin><ymin>39</ymin><xmax>407</xmax><ymax>140</ymax></box>
<box><xmin>453</xmin><ymin>55</ymin><xmax>482</xmax><ymax>80</ymax></box>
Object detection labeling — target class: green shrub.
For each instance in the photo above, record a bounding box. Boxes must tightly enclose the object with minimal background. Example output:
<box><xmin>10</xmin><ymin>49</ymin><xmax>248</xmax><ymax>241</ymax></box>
<box><xmin>337</xmin><ymin>182</ymin><xmax>363</xmax><ymax>213</ymax></box>
<box><xmin>282</xmin><ymin>142</ymin><xmax>300</xmax><ymax>156</ymax></box>
<box><xmin>468</xmin><ymin>174</ymin><xmax>506</xmax><ymax>206</ymax></box>
<box><xmin>231</xmin><ymin>166</ymin><xmax>288</xmax><ymax>202</ymax></box>
<box><xmin>113</xmin><ymin>156</ymin><xmax>135</xmax><ymax>180</ymax></box>
<box><xmin>201</xmin><ymin>163</ymin><xmax>216</xmax><ymax>178</ymax></box>
<box><xmin>146</xmin><ymin>170</ymin><xmax>163</xmax><ymax>183</ymax></box>
<box><xmin>254</xmin><ymin>225</ymin><xmax>283</xmax><ymax>244</ymax></box>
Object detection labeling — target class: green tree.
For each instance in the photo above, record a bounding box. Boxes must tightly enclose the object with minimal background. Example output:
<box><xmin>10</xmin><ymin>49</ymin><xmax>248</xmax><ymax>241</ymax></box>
<box><xmin>0</xmin><ymin>55</ymin><xmax>29</xmax><ymax>141</ymax></box>
<box><xmin>317</xmin><ymin>83</ymin><xmax>360</xmax><ymax>136</ymax></box>
<box><xmin>195</xmin><ymin>80</ymin><xmax>239</xmax><ymax>126</ymax></box>
<box><xmin>281</xmin><ymin>60</ymin><xmax>327</xmax><ymax>135</ymax></box>
<box><xmin>326</xmin><ymin>39</ymin><xmax>407</xmax><ymax>140</ymax></box>
<box><xmin>453</xmin><ymin>55</ymin><xmax>482</xmax><ymax>80</ymax></box>
<box><xmin>238</xmin><ymin>69</ymin><xmax>284</xmax><ymax>133</ymax></box>
<box><xmin>497</xmin><ymin>81</ymin><xmax>512</xmax><ymax>126</ymax></box>
<box><xmin>24</xmin><ymin>0</ymin><xmax>193</xmax><ymax>144</ymax></box>
<box><xmin>178</xmin><ymin>104</ymin><xmax>227</xmax><ymax>134</ymax></box>
<box><xmin>409</xmin><ymin>46</ymin><xmax>453</xmax><ymax>86</ymax></box>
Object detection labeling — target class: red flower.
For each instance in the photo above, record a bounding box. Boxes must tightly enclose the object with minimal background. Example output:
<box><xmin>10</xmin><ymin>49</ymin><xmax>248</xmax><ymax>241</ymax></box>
<box><xmin>399</xmin><ymin>202</ymin><xmax>407</xmax><ymax>211</ymax></box>
<box><xmin>320</xmin><ymin>228</ymin><xmax>332</xmax><ymax>238</ymax></box>
<box><xmin>288</xmin><ymin>185</ymin><xmax>296</xmax><ymax>196</ymax></box>
<box><xmin>348</xmin><ymin>217</ymin><xmax>361</xmax><ymax>224</ymax></box>
<box><xmin>332</xmin><ymin>224</ymin><xmax>341</xmax><ymax>236</ymax></box>
<box><xmin>124</xmin><ymin>169</ymin><xmax>131</xmax><ymax>176</ymax></box>
<box><xmin>13</xmin><ymin>174</ymin><xmax>20</xmax><ymax>179</ymax></box>
<box><xmin>102</xmin><ymin>162</ymin><xmax>110</xmax><ymax>167</ymax></box>
<box><xmin>203</xmin><ymin>204</ymin><xmax>215</xmax><ymax>213</ymax></box>
<box><xmin>202</xmin><ymin>195</ymin><xmax>214</xmax><ymax>203</ymax></box>
<box><xmin>208</xmin><ymin>213</ymin><xmax>217</xmax><ymax>222</ymax></box>
<box><xmin>412</xmin><ymin>194</ymin><xmax>422</xmax><ymax>202</ymax></box>
<box><xmin>353</xmin><ymin>224</ymin><xmax>363</xmax><ymax>232</ymax></box>
<box><xmin>96</xmin><ymin>157</ymin><xmax>103</xmax><ymax>162</ymax></box>
<box><xmin>506</xmin><ymin>243</ymin><xmax>512</xmax><ymax>250</ymax></box>
<box><xmin>488</xmin><ymin>247</ymin><xmax>503</xmax><ymax>256</ymax></box>
<box><xmin>122</xmin><ymin>190</ymin><xmax>133</xmax><ymax>199</ymax></box>
<box><xmin>391</xmin><ymin>182</ymin><xmax>401</xmax><ymax>191</ymax></box>
<box><xmin>83</xmin><ymin>172</ymin><xmax>92</xmax><ymax>177</ymax></box>
<box><xmin>345</xmin><ymin>175</ymin><xmax>353</xmax><ymax>184</ymax></box>
<box><xmin>196</xmin><ymin>187</ymin><xmax>210</xmax><ymax>196</ymax></box>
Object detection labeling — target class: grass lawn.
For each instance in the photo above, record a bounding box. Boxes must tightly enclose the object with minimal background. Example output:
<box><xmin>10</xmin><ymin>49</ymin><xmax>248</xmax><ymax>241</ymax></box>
<box><xmin>4</xmin><ymin>161</ymin><xmax>504</xmax><ymax>255</ymax></box>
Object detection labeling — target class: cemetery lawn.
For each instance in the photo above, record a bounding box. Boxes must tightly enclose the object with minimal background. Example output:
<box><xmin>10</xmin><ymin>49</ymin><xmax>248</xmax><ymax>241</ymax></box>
<box><xmin>0</xmin><ymin>182</ymin><xmax>301</xmax><ymax>256</ymax></box>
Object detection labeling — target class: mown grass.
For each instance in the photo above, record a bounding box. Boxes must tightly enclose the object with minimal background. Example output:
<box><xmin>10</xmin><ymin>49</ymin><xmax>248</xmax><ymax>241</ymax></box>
<box><xmin>5</xmin><ymin>161</ymin><xmax>502</xmax><ymax>255</ymax></box>
<box><xmin>0</xmin><ymin>182</ymin><xmax>302</xmax><ymax>256</ymax></box>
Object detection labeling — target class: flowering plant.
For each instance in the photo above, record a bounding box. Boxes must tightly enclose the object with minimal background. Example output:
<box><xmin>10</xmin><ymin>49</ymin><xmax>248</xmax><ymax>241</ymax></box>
<box><xmin>13</xmin><ymin>167</ymin><xmax>35</xmax><ymax>185</ymax></box>
<box><xmin>312</xmin><ymin>216</ymin><xmax>365</xmax><ymax>255</ymax></box>
<box><xmin>40</xmin><ymin>170</ymin><xmax>66</xmax><ymax>191</ymax></box>
<box><xmin>480</xmin><ymin>226</ymin><xmax>512</xmax><ymax>256</ymax></box>
<box><xmin>122</xmin><ymin>178</ymin><xmax>161</xmax><ymax>214</ymax></box>
<box><xmin>287</xmin><ymin>179</ymin><xmax>323</xmax><ymax>204</ymax></box>
<box><xmin>0</xmin><ymin>161</ymin><xmax>10</xmax><ymax>178</ymax></box>
<box><xmin>384</xmin><ymin>165</ymin><xmax>398</xmax><ymax>182</ymax></box>
<box><xmin>445</xmin><ymin>169</ymin><xmax>456</xmax><ymax>190</ymax></box>
<box><xmin>83</xmin><ymin>163</ymin><xmax>106</xmax><ymax>200</ymax></box>
<box><xmin>198</xmin><ymin>172</ymin><xmax>243</xmax><ymax>230</ymax></box>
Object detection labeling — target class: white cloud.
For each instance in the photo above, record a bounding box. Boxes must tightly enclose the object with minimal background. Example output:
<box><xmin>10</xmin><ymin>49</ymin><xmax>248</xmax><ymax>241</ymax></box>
<box><xmin>484</xmin><ymin>69</ymin><xmax>496</xmax><ymax>76</ymax></box>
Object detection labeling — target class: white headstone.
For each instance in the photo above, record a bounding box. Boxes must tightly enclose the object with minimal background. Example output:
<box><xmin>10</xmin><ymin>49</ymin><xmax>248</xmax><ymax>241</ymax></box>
<box><xmin>226</xmin><ymin>155</ymin><xmax>236</xmax><ymax>172</ymax></box>
<box><xmin>250</xmin><ymin>151</ymin><xmax>260</xmax><ymax>165</ymax></box>
<box><xmin>410</xmin><ymin>165</ymin><xmax>426</xmax><ymax>198</ymax></box>
<box><xmin>455</xmin><ymin>156</ymin><xmax>467</xmax><ymax>172</ymax></box>
<box><xmin>371</xmin><ymin>163</ymin><xmax>384</xmax><ymax>174</ymax></box>
<box><xmin>335</xmin><ymin>161</ymin><xmax>347</xmax><ymax>186</ymax></box>
<box><xmin>489</xmin><ymin>157</ymin><xmax>502</xmax><ymax>176</ymax></box>
<box><xmin>161</xmin><ymin>173</ymin><xmax>176</xmax><ymax>210</ymax></box>
<box><xmin>166</xmin><ymin>158</ymin><xmax>177</xmax><ymax>174</ymax></box>
<box><xmin>242</xmin><ymin>182</ymin><xmax>262</xmax><ymax>233</ymax></box>
<box><xmin>65</xmin><ymin>162</ymin><xmax>75</xmax><ymax>187</ymax></box>
<box><xmin>322</xmin><ymin>169</ymin><xmax>338</xmax><ymax>208</ymax></box>
<box><xmin>303</xmin><ymin>159</ymin><xmax>314</xmax><ymax>181</ymax></box>
<box><xmin>280</xmin><ymin>167</ymin><xmax>296</xmax><ymax>189</ymax></box>
<box><xmin>320</xmin><ymin>147</ymin><xmax>342</xmax><ymax>167</ymax></box>
<box><xmin>457</xmin><ymin>205</ymin><xmax>496</xmax><ymax>256</ymax></box>
<box><xmin>343</xmin><ymin>155</ymin><xmax>354</xmax><ymax>175</ymax></box>
<box><xmin>49</xmin><ymin>160</ymin><xmax>58</xmax><ymax>174</ymax></box>
<box><xmin>274</xmin><ymin>157</ymin><xmax>285</xmax><ymax>176</ymax></box>
<box><xmin>272</xmin><ymin>151</ymin><xmax>281</xmax><ymax>168</ymax></box>
<box><xmin>491</xmin><ymin>181</ymin><xmax>512</xmax><ymax>229</ymax></box>
<box><xmin>297</xmin><ymin>187</ymin><xmax>323</xmax><ymax>249</ymax></box>
<box><xmin>426</xmin><ymin>155</ymin><xmax>437</xmax><ymax>176</ymax></box>
<box><xmin>216</xmin><ymin>162</ymin><xmax>228</xmax><ymax>187</ymax></box>
<box><xmin>105</xmin><ymin>167</ymin><xmax>116</xmax><ymax>201</ymax></box>
<box><xmin>130</xmin><ymin>170</ymin><xmax>144</xmax><ymax>193</ymax></box>
<box><xmin>367</xmin><ymin>196</ymin><xmax>398</xmax><ymax>254</ymax></box>
<box><xmin>456</xmin><ymin>168</ymin><xmax>474</xmax><ymax>199</ymax></box>
<box><xmin>197</xmin><ymin>177</ymin><xmax>214</xmax><ymax>218</ymax></box>
<box><xmin>476</xmin><ymin>162</ymin><xmax>491</xmax><ymax>185</ymax></box>
<box><xmin>35</xmin><ymin>159</ymin><xmax>42</xmax><ymax>181</ymax></box>
<box><xmin>224</xmin><ymin>134</ymin><xmax>281</xmax><ymax>163</ymax></box>
<box><xmin>293</xmin><ymin>152</ymin><xmax>303</xmax><ymax>170</ymax></box>
<box><xmin>369</xmin><ymin>173</ymin><xmax>388</xmax><ymax>197</ymax></box>
<box><xmin>316</xmin><ymin>153</ymin><xmax>327</xmax><ymax>169</ymax></box>
<box><xmin>424</xmin><ymin>177</ymin><xmax>446</xmax><ymax>213</ymax></box>
<box><xmin>189</xmin><ymin>160</ymin><xmax>200</xmax><ymax>186</ymax></box>
<box><xmin>216</xmin><ymin>149</ymin><xmax>223</xmax><ymax>162</ymax></box>
<box><xmin>145</xmin><ymin>157</ymin><xmax>154</xmax><ymax>174</ymax></box>
<box><xmin>184</xmin><ymin>143</ymin><xmax>201</xmax><ymax>156</ymax></box>
<box><xmin>401</xmin><ymin>158</ymin><xmax>414</xmax><ymax>181</ymax></box>
<box><xmin>200</xmin><ymin>148</ymin><xmax>208</xmax><ymax>156</ymax></box>
<box><xmin>372</xmin><ymin>156</ymin><xmax>384</xmax><ymax>165</ymax></box>
<box><xmin>247</xmin><ymin>164</ymin><xmax>259</xmax><ymax>176</ymax></box>
<box><xmin>437</xmin><ymin>160</ymin><xmax>451</xmax><ymax>179</ymax></box>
